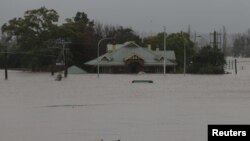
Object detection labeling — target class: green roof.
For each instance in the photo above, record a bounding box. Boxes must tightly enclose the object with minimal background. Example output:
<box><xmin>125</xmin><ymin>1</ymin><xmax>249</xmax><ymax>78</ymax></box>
<box><xmin>85</xmin><ymin>41</ymin><xmax>176</xmax><ymax>66</ymax></box>
<box><xmin>68</xmin><ymin>65</ymin><xmax>87</xmax><ymax>74</ymax></box>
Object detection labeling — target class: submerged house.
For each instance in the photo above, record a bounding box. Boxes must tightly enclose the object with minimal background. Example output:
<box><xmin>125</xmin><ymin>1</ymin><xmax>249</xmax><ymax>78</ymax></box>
<box><xmin>85</xmin><ymin>41</ymin><xmax>176</xmax><ymax>73</ymax></box>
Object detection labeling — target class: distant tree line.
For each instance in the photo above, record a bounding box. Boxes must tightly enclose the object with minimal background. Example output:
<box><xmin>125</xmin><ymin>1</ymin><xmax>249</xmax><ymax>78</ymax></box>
<box><xmin>187</xmin><ymin>46</ymin><xmax>225</xmax><ymax>74</ymax></box>
<box><xmin>0</xmin><ymin>7</ymin><xmax>141</xmax><ymax>71</ymax></box>
<box><xmin>0</xmin><ymin>7</ymin><xmax>225</xmax><ymax>74</ymax></box>
<box><xmin>232</xmin><ymin>29</ymin><xmax>250</xmax><ymax>57</ymax></box>
<box><xmin>144</xmin><ymin>32</ymin><xmax>196</xmax><ymax>72</ymax></box>
<box><xmin>144</xmin><ymin>33</ymin><xmax>225</xmax><ymax>74</ymax></box>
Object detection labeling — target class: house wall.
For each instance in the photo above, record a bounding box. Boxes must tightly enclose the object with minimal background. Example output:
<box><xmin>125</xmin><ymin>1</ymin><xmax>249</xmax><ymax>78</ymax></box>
<box><xmin>100</xmin><ymin>66</ymin><xmax>175</xmax><ymax>74</ymax></box>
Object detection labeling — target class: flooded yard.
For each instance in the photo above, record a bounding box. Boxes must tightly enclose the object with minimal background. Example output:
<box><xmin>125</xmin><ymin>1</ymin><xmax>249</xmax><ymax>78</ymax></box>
<box><xmin>0</xmin><ymin>58</ymin><xmax>250</xmax><ymax>141</ymax></box>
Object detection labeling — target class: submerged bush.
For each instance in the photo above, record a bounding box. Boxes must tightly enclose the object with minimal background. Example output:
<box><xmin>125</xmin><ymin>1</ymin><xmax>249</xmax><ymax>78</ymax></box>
<box><xmin>188</xmin><ymin>46</ymin><xmax>225</xmax><ymax>74</ymax></box>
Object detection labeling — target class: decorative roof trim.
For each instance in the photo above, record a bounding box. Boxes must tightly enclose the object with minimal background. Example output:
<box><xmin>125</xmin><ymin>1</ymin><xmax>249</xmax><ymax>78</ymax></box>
<box><xmin>155</xmin><ymin>56</ymin><xmax>164</xmax><ymax>61</ymax></box>
<box><xmin>124</xmin><ymin>52</ymin><xmax>144</xmax><ymax>61</ymax></box>
<box><xmin>101</xmin><ymin>55</ymin><xmax>112</xmax><ymax>61</ymax></box>
<box><xmin>123</xmin><ymin>41</ymin><xmax>141</xmax><ymax>48</ymax></box>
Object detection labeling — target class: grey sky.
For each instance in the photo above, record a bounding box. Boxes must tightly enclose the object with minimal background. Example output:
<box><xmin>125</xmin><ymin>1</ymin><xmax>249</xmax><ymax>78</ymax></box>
<box><xmin>0</xmin><ymin>0</ymin><xmax>250</xmax><ymax>35</ymax></box>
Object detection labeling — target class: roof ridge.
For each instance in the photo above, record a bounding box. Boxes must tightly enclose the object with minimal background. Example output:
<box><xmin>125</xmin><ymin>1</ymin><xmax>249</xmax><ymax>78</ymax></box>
<box><xmin>140</xmin><ymin>47</ymin><xmax>160</xmax><ymax>57</ymax></box>
<box><xmin>123</xmin><ymin>41</ymin><xmax>141</xmax><ymax>47</ymax></box>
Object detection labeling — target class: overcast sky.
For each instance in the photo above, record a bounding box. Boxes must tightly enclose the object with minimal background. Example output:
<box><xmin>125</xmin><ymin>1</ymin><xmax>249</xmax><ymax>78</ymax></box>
<box><xmin>1</xmin><ymin>0</ymin><xmax>250</xmax><ymax>35</ymax></box>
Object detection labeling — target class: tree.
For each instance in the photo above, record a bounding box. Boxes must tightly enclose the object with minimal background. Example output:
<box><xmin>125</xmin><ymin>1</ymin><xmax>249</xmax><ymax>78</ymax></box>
<box><xmin>1</xmin><ymin>8</ymin><xmax>143</xmax><ymax>71</ymax></box>
<box><xmin>2</xmin><ymin>7</ymin><xmax>59</xmax><ymax>47</ymax></box>
<box><xmin>92</xmin><ymin>22</ymin><xmax>142</xmax><ymax>64</ymax></box>
<box><xmin>112</xmin><ymin>26</ymin><xmax>142</xmax><ymax>45</ymax></box>
<box><xmin>94</xmin><ymin>23</ymin><xmax>142</xmax><ymax>44</ymax></box>
<box><xmin>232</xmin><ymin>29</ymin><xmax>250</xmax><ymax>57</ymax></box>
<box><xmin>188</xmin><ymin>46</ymin><xmax>225</xmax><ymax>74</ymax></box>
<box><xmin>144</xmin><ymin>32</ymin><xmax>195</xmax><ymax>71</ymax></box>
<box><xmin>57</xmin><ymin>12</ymin><xmax>98</xmax><ymax>67</ymax></box>
<box><xmin>0</xmin><ymin>43</ymin><xmax>5</xmax><ymax>68</ymax></box>
<box><xmin>233</xmin><ymin>34</ymin><xmax>245</xmax><ymax>57</ymax></box>
<box><xmin>1</xmin><ymin>7</ymin><xmax>59</xmax><ymax>71</ymax></box>
<box><xmin>144</xmin><ymin>32</ymin><xmax>164</xmax><ymax>50</ymax></box>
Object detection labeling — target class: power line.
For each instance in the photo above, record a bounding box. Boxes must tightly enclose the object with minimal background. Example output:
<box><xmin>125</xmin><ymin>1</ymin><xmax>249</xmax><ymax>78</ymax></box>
<box><xmin>54</xmin><ymin>39</ymin><xmax>71</xmax><ymax>78</ymax></box>
<box><xmin>0</xmin><ymin>51</ymin><xmax>56</xmax><ymax>57</ymax></box>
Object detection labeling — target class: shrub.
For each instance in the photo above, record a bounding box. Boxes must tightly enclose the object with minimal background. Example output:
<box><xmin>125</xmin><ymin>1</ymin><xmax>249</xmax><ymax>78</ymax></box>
<box><xmin>188</xmin><ymin>46</ymin><xmax>225</xmax><ymax>74</ymax></box>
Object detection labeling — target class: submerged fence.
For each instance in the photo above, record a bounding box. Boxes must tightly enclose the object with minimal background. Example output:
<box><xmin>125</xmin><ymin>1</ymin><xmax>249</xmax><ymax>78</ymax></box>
<box><xmin>226</xmin><ymin>58</ymin><xmax>250</xmax><ymax>74</ymax></box>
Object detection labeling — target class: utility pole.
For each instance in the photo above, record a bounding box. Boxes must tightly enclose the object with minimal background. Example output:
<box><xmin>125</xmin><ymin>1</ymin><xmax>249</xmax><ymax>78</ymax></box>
<box><xmin>163</xmin><ymin>26</ymin><xmax>166</xmax><ymax>76</ymax></box>
<box><xmin>188</xmin><ymin>25</ymin><xmax>191</xmax><ymax>38</ymax></box>
<box><xmin>184</xmin><ymin>40</ymin><xmax>186</xmax><ymax>76</ymax></box>
<box><xmin>1</xmin><ymin>35</ymin><xmax>9</xmax><ymax>80</ymax></box>
<box><xmin>213</xmin><ymin>31</ymin><xmax>217</xmax><ymax>48</ymax></box>
<box><xmin>4</xmin><ymin>49</ymin><xmax>8</xmax><ymax>80</ymax></box>
<box><xmin>63</xmin><ymin>45</ymin><xmax>68</xmax><ymax>78</ymax></box>
<box><xmin>182</xmin><ymin>32</ymin><xmax>186</xmax><ymax>76</ymax></box>
<box><xmin>222</xmin><ymin>26</ymin><xmax>227</xmax><ymax>55</ymax></box>
<box><xmin>210</xmin><ymin>30</ymin><xmax>222</xmax><ymax>48</ymax></box>
<box><xmin>51</xmin><ymin>59</ymin><xmax>55</xmax><ymax>76</ymax></box>
<box><xmin>56</xmin><ymin>39</ymin><xmax>71</xmax><ymax>78</ymax></box>
<box><xmin>235</xmin><ymin>59</ymin><xmax>237</xmax><ymax>75</ymax></box>
<box><xmin>97</xmin><ymin>37</ymin><xmax>114</xmax><ymax>78</ymax></box>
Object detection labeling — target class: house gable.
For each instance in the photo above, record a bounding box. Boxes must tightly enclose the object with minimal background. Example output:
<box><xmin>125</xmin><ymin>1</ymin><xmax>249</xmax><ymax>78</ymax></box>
<box><xmin>101</xmin><ymin>55</ymin><xmax>112</xmax><ymax>61</ymax></box>
<box><xmin>123</xmin><ymin>41</ymin><xmax>141</xmax><ymax>48</ymax></box>
<box><xmin>155</xmin><ymin>56</ymin><xmax>164</xmax><ymax>61</ymax></box>
<box><xmin>124</xmin><ymin>53</ymin><xmax>144</xmax><ymax>61</ymax></box>
<box><xmin>124</xmin><ymin>53</ymin><xmax>144</xmax><ymax>65</ymax></box>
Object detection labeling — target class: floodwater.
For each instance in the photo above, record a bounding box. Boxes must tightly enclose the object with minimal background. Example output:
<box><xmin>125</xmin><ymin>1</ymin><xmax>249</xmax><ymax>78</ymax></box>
<box><xmin>0</xmin><ymin>58</ymin><xmax>250</xmax><ymax>141</ymax></box>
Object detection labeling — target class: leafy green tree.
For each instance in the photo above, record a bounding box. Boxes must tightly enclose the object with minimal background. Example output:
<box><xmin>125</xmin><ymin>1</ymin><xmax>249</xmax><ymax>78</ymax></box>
<box><xmin>188</xmin><ymin>46</ymin><xmax>225</xmax><ymax>74</ymax></box>
<box><xmin>57</xmin><ymin>12</ymin><xmax>98</xmax><ymax>67</ymax></box>
<box><xmin>0</xmin><ymin>43</ymin><xmax>5</xmax><ymax>68</ymax></box>
<box><xmin>166</xmin><ymin>32</ymin><xmax>195</xmax><ymax>71</ymax></box>
<box><xmin>1</xmin><ymin>7</ymin><xmax>59</xmax><ymax>71</ymax></box>
<box><xmin>2</xmin><ymin>7</ymin><xmax>59</xmax><ymax>48</ymax></box>
<box><xmin>94</xmin><ymin>22</ymin><xmax>142</xmax><ymax>44</ymax></box>
<box><xmin>144</xmin><ymin>32</ymin><xmax>195</xmax><ymax>71</ymax></box>
<box><xmin>111</xmin><ymin>26</ymin><xmax>142</xmax><ymax>44</ymax></box>
<box><xmin>144</xmin><ymin>33</ymin><xmax>164</xmax><ymax>50</ymax></box>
